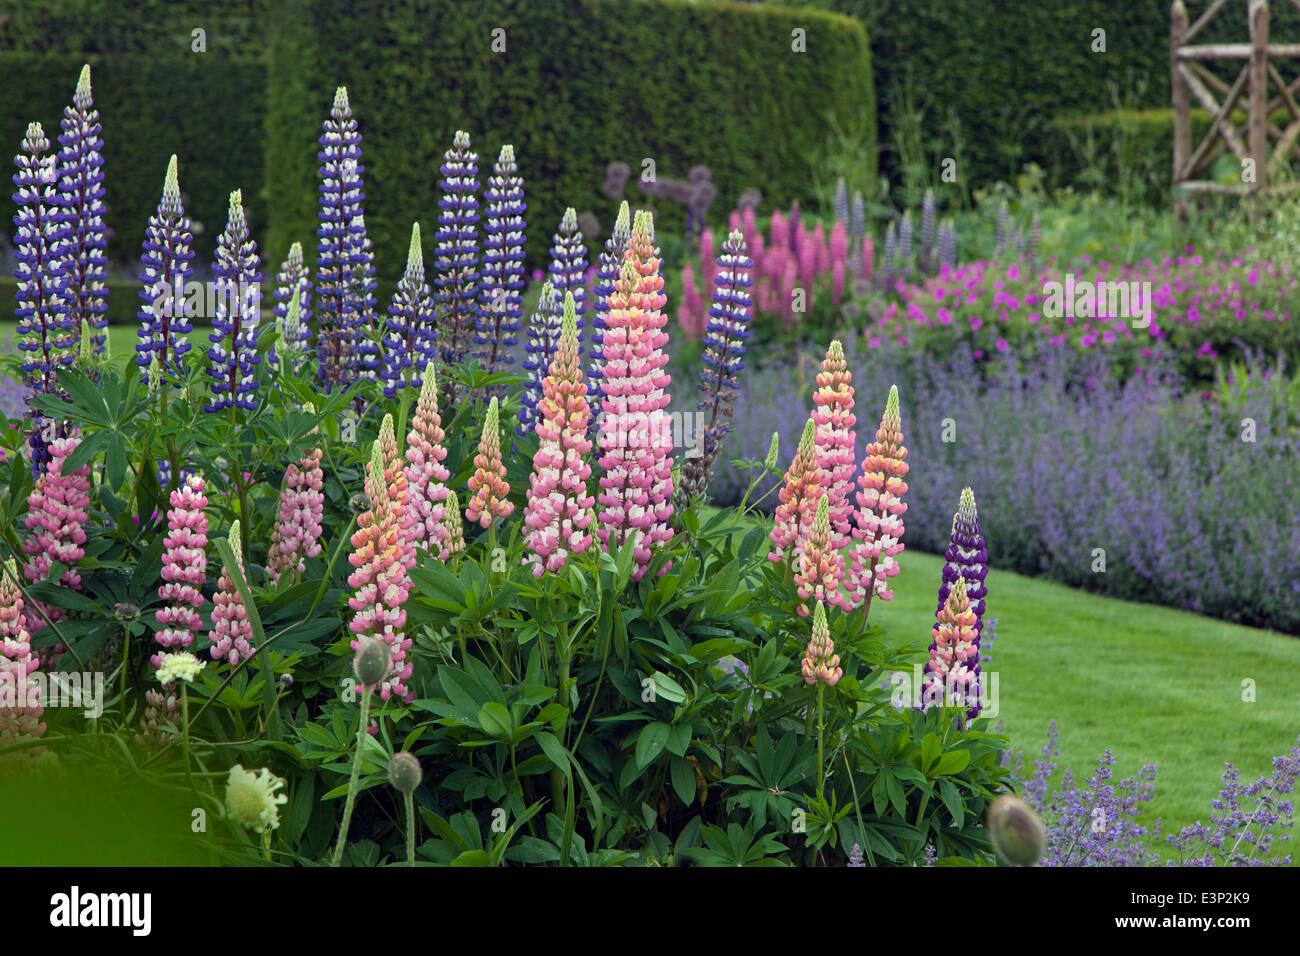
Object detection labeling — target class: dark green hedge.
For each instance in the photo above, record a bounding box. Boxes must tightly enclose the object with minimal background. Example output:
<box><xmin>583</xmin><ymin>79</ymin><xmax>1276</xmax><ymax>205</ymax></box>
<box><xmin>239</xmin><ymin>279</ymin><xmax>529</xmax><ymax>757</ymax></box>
<box><xmin>786</xmin><ymin>0</ymin><xmax>1300</xmax><ymax>193</ymax></box>
<box><xmin>264</xmin><ymin>0</ymin><xmax>875</xmax><ymax>277</ymax></box>
<box><xmin>0</xmin><ymin>3</ymin><xmax>271</xmax><ymax>266</ymax></box>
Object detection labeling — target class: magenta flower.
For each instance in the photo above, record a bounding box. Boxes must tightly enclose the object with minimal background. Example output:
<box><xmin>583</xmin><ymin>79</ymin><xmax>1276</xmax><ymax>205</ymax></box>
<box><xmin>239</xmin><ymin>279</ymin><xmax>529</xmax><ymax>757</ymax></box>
<box><xmin>524</xmin><ymin>293</ymin><xmax>594</xmax><ymax>577</ymax></box>
<box><xmin>595</xmin><ymin>210</ymin><xmax>675</xmax><ymax>581</ymax></box>
<box><xmin>153</xmin><ymin>472</ymin><xmax>209</xmax><ymax>668</ymax></box>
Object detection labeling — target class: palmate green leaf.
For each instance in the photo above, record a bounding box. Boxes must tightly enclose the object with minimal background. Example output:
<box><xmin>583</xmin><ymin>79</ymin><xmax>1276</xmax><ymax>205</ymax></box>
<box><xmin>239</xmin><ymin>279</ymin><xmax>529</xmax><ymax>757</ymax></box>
<box><xmin>934</xmin><ymin>749</ymin><xmax>972</xmax><ymax>776</ymax></box>
<box><xmin>477</xmin><ymin>702</ymin><xmax>514</xmax><ymax>741</ymax></box>
<box><xmin>670</xmin><ymin>755</ymin><xmax>696</xmax><ymax>806</ymax></box>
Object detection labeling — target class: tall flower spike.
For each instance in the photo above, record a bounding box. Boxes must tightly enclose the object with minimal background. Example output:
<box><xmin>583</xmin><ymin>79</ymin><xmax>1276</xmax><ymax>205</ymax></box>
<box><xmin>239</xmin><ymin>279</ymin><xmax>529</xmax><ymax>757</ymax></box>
<box><xmin>442</xmin><ymin>489</ymin><xmax>466</xmax><ymax>558</ymax></box>
<box><xmin>378</xmin><ymin>413</ymin><xmax>415</xmax><ymax>570</ymax></box>
<box><xmin>0</xmin><ymin>558</ymin><xmax>46</xmax><ymax>755</ymax></box>
<box><xmin>22</xmin><ymin>433</ymin><xmax>90</xmax><ymax>635</ymax></box>
<box><xmin>589</xmin><ymin>201</ymin><xmax>631</xmax><ymax>385</ymax></box>
<box><xmin>547</xmin><ymin>207</ymin><xmax>589</xmax><ymax>334</ymax></box>
<box><xmin>136</xmin><ymin>155</ymin><xmax>195</xmax><ymax>388</ymax></box>
<box><xmin>56</xmin><ymin>65</ymin><xmax>108</xmax><ymax>356</ymax></box>
<box><xmin>679</xmin><ymin>229</ymin><xmax>753</xmax><ymax>504</ymax></box>
<box><xmin>520</xmin><ymin>281</ymin><xmax>560</xmax><ymax>435</ymax></box>
<box><xmin>465</xmin><ymin>396</ymin><xmax>514</xmax><ymax>527</ymax></box>
<box><xmin>314</xmin><ymin>87</ymin><xmax>366</xmax><ymax>391</ymax></box>
<box><xmin>433</xmin><ymin>130</ymin><xmax>481</xmax><ymax>399</ymax></box>
<box><xmin>268</xmin><ymin>403</ymin><xmax>324</xmax><ymax>585</ymax></box>
<box><xmin>154</xmin><ymin>472</ymin><xmax>208</xmax><ymax>668</ymax></box>
<box><xmin>13</xmin><ymin>120</ymin><xmax>74</xmax><ymax>476</ymax></box>
<box><xmin>347</xmin><ymin>440</ymin><xmax>413</xmax><ymax>703</ymax></box>
<box><xmin>768</xmin><ymin>418</ymin><xmax>822</xmax><ymax>567</ymax></box>
<box><xmin>349</xmin><ymin>213</ymin><xmax>380</xmax><ymax>384</ymax></box>
<box><xmin>272</xmin><ymin>241</ymin><xmax>312</xmax><ymax>369</ymax></box>
<box><xmin>382</xmin><ymin>223</ymin><xmax>437</xmax><ymax>399</ymax></box>
<box><xmin>205</xmin><ymin>190</ymin><xmax>263</xmax><ymax>413</ymax></box>
<box><xmin>795</xmin><ymin>494</ymin><xmax>844</xmax><ymax>618</ymax></box>
<box><xmin>476</xmin><ymin>144</ymin><xmax>525</xmax><ymax>375</ymax></box>
<box><xmin>845</xmin><ymin>386</ymin><xmax>908</xmax><ymax>611</ymax></box>
<box><xmin>595</xmin><ymin>211</ymin><xmax>675</xmax><ymax>581</ymax></box>
<box><xmin>812</xmin><ymin>340</ymin><xmax>856</xmax><ymax>560</ymax></box>
<box><xmin>210</xmin><ymin>521</ymin><xmax>254</xmax><ymax>665</ymax></box>
<box><xmin>523</xmin><ymin>292</ymin><xmax>594</xmax><ymax>577</ymax></box>
<box><xmin>938</xmin><ymin>487</ymin><xmax>988</xmax><ymax>717</ymax></box>
<box><xmin>921</xmin><ymin>576</ymin><xmax>978</xmax><ymax>713</ymax></box>
<box><xmin>801</xmin><ymin>600</ymin><xmax>841</xmax><ymax>687</ymax></box>
<box><xmin>404</xmin><ymin>362</ymin><xmax>451</xmax><ymax>558</ymax></box>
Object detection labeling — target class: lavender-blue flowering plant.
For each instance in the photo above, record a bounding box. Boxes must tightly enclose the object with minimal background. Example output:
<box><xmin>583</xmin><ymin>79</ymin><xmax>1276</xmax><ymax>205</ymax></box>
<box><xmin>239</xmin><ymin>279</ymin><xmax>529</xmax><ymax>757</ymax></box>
<box><xmin>433</xmin><ymin>129</ymin><xmax>481</xmax><ymax>398</ymax></box>
<box><xmin>135</xmin><ymin>155</ymin><xmax>195</xmax><ymax>389</ymax></box>
<box><xmin>205</xmin><ymin>190</ymin><xmax>263</xmax><ymax>413</ymax></box>
<box><xmin>476</xmin><ymin>144</ymin><xmax>525</xmax><ymax>376</ymax></box>
<box><xmin>55</xmin><ymin>64</ymin><xmax>108</xmax><ymax>356</ymax></box>
<box><xmin>382</xmin><ymin>223</ymin><xmax>437</xmax><ymax>399</ymax></box>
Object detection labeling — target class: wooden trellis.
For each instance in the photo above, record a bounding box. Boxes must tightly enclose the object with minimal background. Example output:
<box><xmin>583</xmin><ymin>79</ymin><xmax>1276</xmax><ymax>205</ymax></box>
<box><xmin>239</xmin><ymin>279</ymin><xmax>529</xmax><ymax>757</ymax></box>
<box><xmin>1172</xmin><ymin>0</ymin><xmax>1300</xmax><ymax>205</ymax></box>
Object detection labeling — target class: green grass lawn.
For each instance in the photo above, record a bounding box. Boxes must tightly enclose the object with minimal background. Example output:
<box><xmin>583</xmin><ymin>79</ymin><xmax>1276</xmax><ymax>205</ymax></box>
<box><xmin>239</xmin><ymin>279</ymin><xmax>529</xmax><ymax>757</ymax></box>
<box><xmin>875</xmin><ymin>549</ymin><xmax>1300</xmax><ymax>864</ymax></box>
<box><xmin>0</xmin><ymin>322</ymin><xmax>189</xmax><ymax>362</ymax></box>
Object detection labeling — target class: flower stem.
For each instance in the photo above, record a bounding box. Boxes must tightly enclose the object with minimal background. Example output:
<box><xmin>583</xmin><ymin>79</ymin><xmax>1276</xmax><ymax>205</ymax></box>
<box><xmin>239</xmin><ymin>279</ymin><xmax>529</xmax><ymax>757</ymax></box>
<box><xmin>331</xmin><ymin>683</ymin><xmax>373</xmax><ymax>867</ymax></box>
<box><xmin>404</xmin><ymin>791</ymin><xmax>416</xmax><ymax>867</ymax></box>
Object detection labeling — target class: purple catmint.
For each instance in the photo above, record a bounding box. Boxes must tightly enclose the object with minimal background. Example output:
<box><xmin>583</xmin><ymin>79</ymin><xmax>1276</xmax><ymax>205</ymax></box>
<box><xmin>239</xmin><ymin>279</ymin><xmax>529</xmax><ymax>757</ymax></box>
<box><xmin>136</xmin><ymin>155</ymin><xmax>195</xmax><ymax>388</ymax></box>
<box><xmin>205</xmin><ymin>190</ymin><xmax>263</xmax><ymax>413</ymax></box>
<box><xmin>382</xmin><ymin>223</ymin><xmax>437</xmax><ymax>399</ymax></box>
<box><xmin>314</xmin><ymin>86</ymin><xmax>366</xmax><ymax>391</ymax></box>
<box><xmin>476</xmin><ymin>144</ymin><xmax>525</xmax><ymax>376</ymax></box>
<box><xmin>55</xmin><ymin>65</ymin><xmax>108</xmax><ymax>356</ymax></box>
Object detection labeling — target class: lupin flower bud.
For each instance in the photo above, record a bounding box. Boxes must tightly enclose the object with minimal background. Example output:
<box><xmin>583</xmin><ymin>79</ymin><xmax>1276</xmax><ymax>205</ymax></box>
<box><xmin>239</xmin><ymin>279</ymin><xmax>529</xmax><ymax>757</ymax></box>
<box><xmin>388</xmin><ymin>751</ymin><xmax>423</xmax><ymax>795</ymax></box>
<box><xmin>273</xmin><ymin>241</ymin><xmax>312</xmax><ymax>366</ymax></box>
<box><xmin>465</xmin><ymin>396</ymin><xmax>513</xmax><ymax>527</ymax></box>
<box><xmin>210</xmin><ymin>520</ymin><xmax>254</xmax><ymax>665</ymax></box>
<box><xmin>353</xmin><ymin>637</ymin><xmax>391</xmax><ymax>687</ymax></box>
<box><xmin>768</xmin><ymin>418</ymin><xmax>822</xmax><ymax>566</ymax></box>
<box><xmin>988</xmin><ymin>794</ymin><xmax>1046</xmax><ymax>867</ymax></box>
<box><xmin>523</xmin><ymin>292</ymin><xmax>594</xmax><ymax>577</ymax></box>
<box><xmin>442</xmin><ymin>489</ymin><xmax>466</xmax><ymax>557</ymax></box>
<box><xmin>845</xmin><ymin>386</ymin><xmax>907</xmax><ymax>610</ymax></box>
<box><xmin>795</xmin><ymin>495</ymin><xmax>844</xmax><ymax>618</ymax></box>
<box><xmin>800</xmin><ymin>600</ymin><xmax>841</xmax><ymax>687</ymax></box>
<box><xmin>764</xmin><ymin>431</ymin><xmax>780</xmax><ymax>471</ymax></box>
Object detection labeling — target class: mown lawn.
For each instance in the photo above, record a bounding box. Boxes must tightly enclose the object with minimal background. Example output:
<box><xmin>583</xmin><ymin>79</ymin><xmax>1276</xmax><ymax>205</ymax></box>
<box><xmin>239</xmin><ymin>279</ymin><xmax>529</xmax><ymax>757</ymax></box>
<box><xmin>875</xmin><ymin>549</ymin><xmax>1299</xmax><ymax>863</ymax></box>
<box><xmin>702</xmin><ymin>507</ymin><xmax>1300</xmax><ymax>864</ymax></box>
<box><xmin>0</xmin><ymin>322</ymin><xmax>195</xmax><ymax>361</ymax></box>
